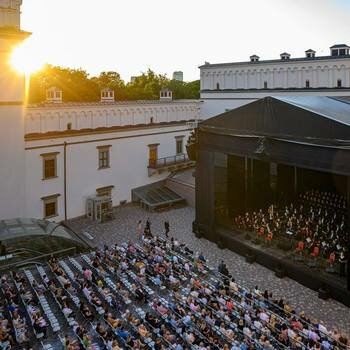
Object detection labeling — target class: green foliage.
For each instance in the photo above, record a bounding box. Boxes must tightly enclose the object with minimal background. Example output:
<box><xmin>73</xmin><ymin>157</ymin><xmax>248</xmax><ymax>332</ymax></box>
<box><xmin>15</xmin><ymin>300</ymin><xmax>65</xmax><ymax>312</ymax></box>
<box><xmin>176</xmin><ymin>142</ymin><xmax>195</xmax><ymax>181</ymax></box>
<box><xmin>28</xmin><ymin>66</ymin><xmax>199</xmax><ymax>104</ymax></box>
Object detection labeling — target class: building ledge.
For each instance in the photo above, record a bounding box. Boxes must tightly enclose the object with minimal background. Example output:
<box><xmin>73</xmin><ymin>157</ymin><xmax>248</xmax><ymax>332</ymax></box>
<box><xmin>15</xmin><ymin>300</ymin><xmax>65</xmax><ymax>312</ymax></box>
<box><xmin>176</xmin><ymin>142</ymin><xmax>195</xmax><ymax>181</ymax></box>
<box><xmin>201</xmin><ymin>87</ymin><xmax>350</xmax><ymax>93</ymax></box>
<box><xmin>25</xmin><ymin>119</ymin><xmax>198</xmax><ymax>141</ymax></box>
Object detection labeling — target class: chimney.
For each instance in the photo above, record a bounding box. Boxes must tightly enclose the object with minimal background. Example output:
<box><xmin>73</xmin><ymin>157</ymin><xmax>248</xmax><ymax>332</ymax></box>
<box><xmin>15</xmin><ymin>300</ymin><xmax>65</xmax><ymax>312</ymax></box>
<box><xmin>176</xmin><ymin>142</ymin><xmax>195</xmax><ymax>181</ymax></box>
<box><xmin>160</xmin><ymin>88</ymin><xmax>173</xmax><ymax>101</ymax></box>
<box><xmin>46</xmin><ymin>87</ymin><xmax>62</xmax><ymax>103</ymax></box>
<box><xmin>100</xmin><ymin>88</ymin><xmax>115</xmax><ymax>102</ymax></box>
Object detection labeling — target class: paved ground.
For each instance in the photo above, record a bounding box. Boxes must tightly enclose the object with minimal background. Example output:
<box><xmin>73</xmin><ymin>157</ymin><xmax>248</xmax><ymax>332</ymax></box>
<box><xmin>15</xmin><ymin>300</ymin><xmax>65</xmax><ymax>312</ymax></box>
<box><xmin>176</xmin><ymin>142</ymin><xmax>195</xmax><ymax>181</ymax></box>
<box><xmin>69</xmin><ymin>205</ymin><xmax>350</xmax><ymax>337</ymax></box>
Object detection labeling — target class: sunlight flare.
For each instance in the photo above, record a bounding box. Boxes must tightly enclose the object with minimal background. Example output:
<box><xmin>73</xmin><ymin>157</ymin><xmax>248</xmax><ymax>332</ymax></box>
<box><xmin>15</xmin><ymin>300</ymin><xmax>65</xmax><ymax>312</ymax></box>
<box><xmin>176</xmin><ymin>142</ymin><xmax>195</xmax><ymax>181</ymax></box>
<box><xmin>10</xmin><ymin>37</ymin><xmax>45</xmax><ymax>75</ymax></box>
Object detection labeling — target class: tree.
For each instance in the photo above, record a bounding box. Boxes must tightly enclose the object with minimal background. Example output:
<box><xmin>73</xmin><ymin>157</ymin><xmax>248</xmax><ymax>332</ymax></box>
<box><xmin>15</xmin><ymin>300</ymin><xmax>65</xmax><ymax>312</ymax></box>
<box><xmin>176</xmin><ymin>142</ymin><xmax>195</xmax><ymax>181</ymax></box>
<box><xmin>27</xmin><ymin>66</ymin><xmax>200</xmax><ymax>103</ymax></box>
<box><xmin>28</xmin><ymin>64</ymin><xmax>100</xmax><ymax>103</ymax></box>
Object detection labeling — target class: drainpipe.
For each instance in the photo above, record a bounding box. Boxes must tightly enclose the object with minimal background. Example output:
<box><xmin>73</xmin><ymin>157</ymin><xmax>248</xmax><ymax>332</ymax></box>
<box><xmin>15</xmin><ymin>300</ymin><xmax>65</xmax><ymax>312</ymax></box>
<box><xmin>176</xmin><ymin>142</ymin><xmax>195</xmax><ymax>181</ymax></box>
<box><xmin>64</xmin><ymin>141</ymin><xmax>67</xmax><ymax>221</ymax></box>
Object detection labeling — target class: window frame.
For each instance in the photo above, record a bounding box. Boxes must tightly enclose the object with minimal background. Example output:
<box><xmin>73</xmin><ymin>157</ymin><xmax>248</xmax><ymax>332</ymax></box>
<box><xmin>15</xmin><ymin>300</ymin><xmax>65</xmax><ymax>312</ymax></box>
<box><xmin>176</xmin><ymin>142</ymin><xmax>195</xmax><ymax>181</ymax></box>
<box><xmin>175</xmin><ymin>136</ymin><xmax>185</xmax><ymax>155</ymax></box>
<box><xmin>97</xmin><ymin>145</ymin><xmax>111</xmax><ymax>169</ymax></box>
<box><xmin>96</xmin><ymin>185</ymin><xmax>114</xmax><ymax>198</ymax></box>
<box><xmin>41</xmin><ymin>152</ymin><xmax>59</xmax><ymax>180</ymax></box>
<box><xmin>41</xmin><ymin>194</ymin><xmax>60</xmax><ymax>219</ymax></box>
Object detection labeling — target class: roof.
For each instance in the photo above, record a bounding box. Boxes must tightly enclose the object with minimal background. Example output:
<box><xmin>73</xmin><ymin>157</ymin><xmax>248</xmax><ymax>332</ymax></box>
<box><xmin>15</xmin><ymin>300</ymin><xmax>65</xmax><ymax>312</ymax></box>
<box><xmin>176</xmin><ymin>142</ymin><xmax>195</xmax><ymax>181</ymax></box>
<box><xmin>27</xmin><ymin>99</ymin><xmax>200</xmax><ymax>109</ymax></box>
<box><xmin>305</xmin><ymin>49</ymin><xmax>315</xmax><ymax>52</ymax></box>
<box><xmin>330</xmin><ymin>44</ymin><xmax>349</xmax><ymax>48</ymax></box>
<box><xmin>199</xmin><ymin>54</ymin><xmax>350</xmax><ymax>69</ymax></box>
<box><xmin>200</xmin><ymin>96</ymin><xmax>350</xmax><ymax>143</ymax></box>
<box><xmin>0</xmin><ymin>218</ymin><xmax>77</xmax><ymax>242</ymax></box>
<box><xmin>280</xmin><ymin>52</ymin><xmax>290</xmax><ymax>56</ymax></box>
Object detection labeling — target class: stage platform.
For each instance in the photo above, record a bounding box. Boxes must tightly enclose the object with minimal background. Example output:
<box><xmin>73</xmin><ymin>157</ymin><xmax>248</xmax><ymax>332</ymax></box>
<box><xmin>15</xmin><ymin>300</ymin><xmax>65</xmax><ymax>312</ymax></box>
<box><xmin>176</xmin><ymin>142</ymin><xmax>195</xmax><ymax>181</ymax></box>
<box><xmin>197</xmin><ymin>225</ymin><xmax>350</xmax><ymax>307</ymax></box>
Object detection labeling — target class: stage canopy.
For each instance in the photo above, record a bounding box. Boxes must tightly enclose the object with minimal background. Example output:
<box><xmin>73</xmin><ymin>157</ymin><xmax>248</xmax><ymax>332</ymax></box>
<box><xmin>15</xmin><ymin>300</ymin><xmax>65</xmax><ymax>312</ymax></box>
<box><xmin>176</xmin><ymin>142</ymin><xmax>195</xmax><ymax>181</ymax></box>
<box><xmin>199</xmin><ymin>96</ymin><xmax>350</xmax><ymax>175</ymax></box>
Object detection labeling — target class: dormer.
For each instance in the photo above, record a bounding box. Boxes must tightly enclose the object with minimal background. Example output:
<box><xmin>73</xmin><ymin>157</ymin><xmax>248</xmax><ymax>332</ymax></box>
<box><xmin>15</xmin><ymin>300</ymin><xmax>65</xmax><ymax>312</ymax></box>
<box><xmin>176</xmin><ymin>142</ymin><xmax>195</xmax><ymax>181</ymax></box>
<box><xmin>330</xmin><ymin>44</ymin><xmax>350</xmax><ymax>57</ymax></box>
<box><xmin>250</xmin><ymin>55</ymin><xmax>260</xmax><ymax>63</ymax></box>
<box><xmin>305</xmin><ymin>49</ymin><xmax>316</xmax><ymax>58</ymax></box>
<box><xmin>160</xmin><ymin>88</ymin><xmax>173</xmax><ymax>101</ymax></box>
<box><xmin>280</xmin><ymin>52</ymin><xmax>291</xmax><ymax>60</ymax></box>
<box><xmin>100</xmin><ymin>87</ymin><xmax>114</xmax><ymax>102</ymax></box>
<box><xmin>46</xmin><ymin>87</ymin><xmax>62</xmax><ymax>103</ymax></box>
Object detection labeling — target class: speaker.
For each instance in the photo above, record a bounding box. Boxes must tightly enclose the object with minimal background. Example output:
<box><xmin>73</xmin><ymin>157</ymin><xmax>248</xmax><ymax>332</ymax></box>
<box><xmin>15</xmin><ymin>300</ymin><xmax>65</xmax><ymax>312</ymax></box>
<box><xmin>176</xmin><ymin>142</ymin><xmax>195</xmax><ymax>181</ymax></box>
<box><xmin>318</xmin><ymin>287</ymin><xmax>330</xmax><ymax>300</ymax></box>
<box><xmin>217</xmin><ymin>240</ymin><xmax>224</xmax><ymax>250</ymax></box>
<box><xmin>277</xmin><ymin>238</ymin><xmax>292</xmax><ymax>251</ymax></box>
<box><xmin>246</xmin><ymin>253</ymin><xmax>255</xmax><ymax>263</ymax></box>
<box><xmin>275</xmin><ymin>266</ymin><xmax>285</xmax><ymax>279</ymax></box>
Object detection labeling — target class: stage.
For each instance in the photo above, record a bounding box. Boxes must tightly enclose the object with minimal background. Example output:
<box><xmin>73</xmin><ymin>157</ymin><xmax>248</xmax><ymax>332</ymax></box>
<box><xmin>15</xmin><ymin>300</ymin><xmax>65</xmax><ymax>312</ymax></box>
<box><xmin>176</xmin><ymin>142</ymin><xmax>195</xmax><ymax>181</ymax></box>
<box><xmin>193</xmin><ymin>96</ymin><xmax>350</xmax><ymax>305</ymax></box>
<box><xmin>195</xmin><ymin>223</ymin><xmax>350</xmax><ymax>306</ymax></box>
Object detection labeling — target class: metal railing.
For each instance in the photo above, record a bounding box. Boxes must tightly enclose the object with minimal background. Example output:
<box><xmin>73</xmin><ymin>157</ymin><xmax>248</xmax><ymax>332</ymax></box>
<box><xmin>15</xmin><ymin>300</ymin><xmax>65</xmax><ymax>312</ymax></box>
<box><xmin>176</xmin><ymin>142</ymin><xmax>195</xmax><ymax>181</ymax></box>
<box><xmin>148</xmin><ymin>154</ymin><xmax>190</xmax><ymax>169</ymax></box>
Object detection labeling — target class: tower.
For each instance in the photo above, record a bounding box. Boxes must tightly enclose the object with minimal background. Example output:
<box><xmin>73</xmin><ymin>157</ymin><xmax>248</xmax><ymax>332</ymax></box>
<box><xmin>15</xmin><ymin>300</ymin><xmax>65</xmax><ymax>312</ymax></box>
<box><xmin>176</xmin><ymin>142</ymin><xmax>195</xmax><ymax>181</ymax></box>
<box><xmin>0</xmin><ymin>0</ymin><xmax>30</xmax><ymax>219</ymax></box>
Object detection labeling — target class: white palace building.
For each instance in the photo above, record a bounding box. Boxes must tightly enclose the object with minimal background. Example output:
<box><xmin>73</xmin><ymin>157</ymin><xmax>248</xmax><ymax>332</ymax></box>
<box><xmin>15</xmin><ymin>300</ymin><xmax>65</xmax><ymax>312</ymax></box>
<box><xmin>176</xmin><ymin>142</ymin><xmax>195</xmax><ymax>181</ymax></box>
<box><xmin>0</xmin><ymin>1</ymin><xmax>200</xmax><ymax>222</ymax></box>
<box><xmin>200</xmin><ymin>45</ymin><xmax>350</xmax><ymax>117</ymax></box>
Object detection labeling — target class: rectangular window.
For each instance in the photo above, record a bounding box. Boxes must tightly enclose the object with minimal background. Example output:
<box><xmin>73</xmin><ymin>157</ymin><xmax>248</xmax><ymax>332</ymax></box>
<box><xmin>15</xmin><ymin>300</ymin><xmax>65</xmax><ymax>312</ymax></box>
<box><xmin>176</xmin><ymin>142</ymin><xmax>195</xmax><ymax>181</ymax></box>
<box><xmin>176</xmin><ymin>138</ymin><xmax>184</xmax><ymax>154</ymax></box>
<box><xmin>264</xmin><ymin>81</ymin><xmax>268</xmax><ymax>89</ymax></box>
<box><xmin>305</xmin><ymin>80</ymin><xmax>310</xmax><ymax>88</ymax></box>
<box><xmin>96</xmin><ymin>185</ymin><xmax>114</xmax><ymax>198</ymax></box>
<box><xmin>97</xmin><ymin>145</ymin><xmax>111</xmax><ymax>169</ymax></box>
<box><xmin>148</xmin><ymin>143</ymin><xmax>159</xmax><ymax>167</ymax></box>
<box><xmin>42</xmin><ymin>194</ymin><xmax>60</xmax><ymax>219</ymax></box>
<box><xmin>41</xmin><ymin>152</ymin><xmax>59</xmax><ymax>180</ymax></box>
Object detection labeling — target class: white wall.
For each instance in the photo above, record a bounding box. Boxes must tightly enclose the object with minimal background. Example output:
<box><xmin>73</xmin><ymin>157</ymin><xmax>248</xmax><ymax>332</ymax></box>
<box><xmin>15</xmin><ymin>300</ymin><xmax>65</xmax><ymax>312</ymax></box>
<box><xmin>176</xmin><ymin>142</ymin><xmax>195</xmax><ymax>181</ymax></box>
<box><xmin>200</xmin><ymin>58</ymin><xmax>350</xmax><ymax>91</ymax></box>
<box><xmin>25</xmin><ymin>101</ymin><xmax>201</xmax><ymax>134</ymax></box>
<box><xmin>25</xmin><ymin>124</ymin><xmax>193</xmax><ymax>221</ymax></box>
<box><xmin>0</xmin><ymin>106</ymin><xmax>26</xmax><ymax>218</ymax></box>
<box><xmin>0</xmin><ymin>32</ymin><xmax>27</xmax><ymax>220</ymax></box>
<box><xmin>200</xmin><ymin>89</ymin><xmax>350</xmax><ymax>118</ymax></box>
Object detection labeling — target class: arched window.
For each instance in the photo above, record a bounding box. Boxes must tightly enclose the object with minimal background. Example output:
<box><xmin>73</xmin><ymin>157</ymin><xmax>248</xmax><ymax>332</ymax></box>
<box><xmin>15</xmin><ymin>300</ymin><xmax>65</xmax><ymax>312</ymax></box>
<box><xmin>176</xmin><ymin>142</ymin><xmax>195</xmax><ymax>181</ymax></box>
<box><xmin>216</xmin><ymin>83</ymin><xmax>220</xmax><ymax>90</ymax></box>
<box><xmin>305</xmin><ymin>80</ymin><xmax>310</xmax><ymax>88</ymax></box>
<box><xmin>337</xmin><ymin>79</ymin><xmax>342</xmax><ymax>88</ymax></box>
<box><xmin>150</xmin><ymin>117</ymin><xmax>154</xmax><ymax>124</ymax></box>
<box><xmin>67</xmin><ymin>122</ymin><xmax>72</xmax><ymax>130</ymax></box>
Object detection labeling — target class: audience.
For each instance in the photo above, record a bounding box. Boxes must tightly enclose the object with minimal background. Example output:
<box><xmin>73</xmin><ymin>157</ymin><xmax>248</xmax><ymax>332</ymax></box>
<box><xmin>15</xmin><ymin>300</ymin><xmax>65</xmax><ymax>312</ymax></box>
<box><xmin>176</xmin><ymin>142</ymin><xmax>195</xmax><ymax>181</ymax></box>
<box><xmin>0</xmin><ymin>222</ymin><xmax>348</xmax><ymax>349</ymax></box>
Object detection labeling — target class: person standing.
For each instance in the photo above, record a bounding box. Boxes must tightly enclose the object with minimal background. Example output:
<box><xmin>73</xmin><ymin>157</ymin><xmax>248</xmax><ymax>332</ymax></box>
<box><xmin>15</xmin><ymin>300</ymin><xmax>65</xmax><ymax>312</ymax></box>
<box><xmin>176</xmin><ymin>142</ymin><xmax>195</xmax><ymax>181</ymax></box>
<box><xmin>137</xmin><ymin>220</ymin><xmax>142</xmax><ymax>235</ymax></box>
<box><xmin>164</xmin><ymin>221</ymin><xmax>170</xmax><ymax>238</ymax></box>
<box><xmin>145</xmin><ymin>218</ymin><xmax>151</xmax><ymax>235</ymax></box>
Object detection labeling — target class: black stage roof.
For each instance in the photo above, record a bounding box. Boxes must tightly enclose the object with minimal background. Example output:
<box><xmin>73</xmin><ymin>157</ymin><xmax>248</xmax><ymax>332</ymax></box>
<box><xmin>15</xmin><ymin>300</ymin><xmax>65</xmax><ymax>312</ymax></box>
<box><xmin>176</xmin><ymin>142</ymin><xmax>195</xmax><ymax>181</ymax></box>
<box><xmin>198</xmin><ymin>96</ymin><xmax>350</xmax><ymax>175</ymax></box>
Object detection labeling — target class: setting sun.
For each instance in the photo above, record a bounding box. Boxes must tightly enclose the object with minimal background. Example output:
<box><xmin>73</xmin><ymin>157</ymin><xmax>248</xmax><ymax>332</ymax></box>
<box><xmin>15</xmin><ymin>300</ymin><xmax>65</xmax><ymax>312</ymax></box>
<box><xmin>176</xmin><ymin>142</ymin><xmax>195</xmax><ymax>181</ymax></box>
<box><xmin>11</xmin><ymin>37</ymin><xmax>45</xmax><ymax>75</ymax></box>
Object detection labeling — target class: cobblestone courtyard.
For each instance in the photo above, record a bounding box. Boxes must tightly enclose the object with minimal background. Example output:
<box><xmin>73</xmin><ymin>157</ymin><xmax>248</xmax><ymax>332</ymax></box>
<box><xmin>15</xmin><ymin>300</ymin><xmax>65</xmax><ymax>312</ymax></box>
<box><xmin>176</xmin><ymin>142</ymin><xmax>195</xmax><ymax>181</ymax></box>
<box><xmin>69</xmin><ymin>205</ymin><xmax>350</xmax><ymax>337</ymax></box>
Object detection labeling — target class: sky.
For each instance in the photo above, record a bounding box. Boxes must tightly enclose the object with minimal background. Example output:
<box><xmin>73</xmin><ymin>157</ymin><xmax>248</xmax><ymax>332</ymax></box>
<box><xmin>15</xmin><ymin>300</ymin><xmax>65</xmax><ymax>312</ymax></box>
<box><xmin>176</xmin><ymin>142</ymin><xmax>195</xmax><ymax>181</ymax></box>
<box><xmin>20</xmin><ymin>0</ymin><xmax>350</xmax><ymax>82</ymax></box>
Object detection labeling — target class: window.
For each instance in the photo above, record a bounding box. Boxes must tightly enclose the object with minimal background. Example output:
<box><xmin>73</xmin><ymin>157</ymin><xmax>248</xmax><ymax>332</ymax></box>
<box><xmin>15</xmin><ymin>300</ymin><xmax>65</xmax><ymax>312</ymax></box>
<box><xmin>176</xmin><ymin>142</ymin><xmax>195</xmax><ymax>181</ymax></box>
<box><xmin>331</xmin><ymin>49</ymin><xmax>338</xmax><ymax>57</ymax></box>
<box><xmin>305</xmin><ymin>80</ymin><xmax>310</xmax><ymax>88</ymax></box>
<box><xmin>67</xmin><ymin>122</ymin><xmax>72</xmax><ymax>130</ymax></box>
<box><xmin>148</xmin><ymin>143</ymin><xmax>159</xmax><ymax>167</ymax></box>
<box><xmin>175</xmin><ymin>136</ymin><xmax>184</xmax><ymax>154</ymax></box>
<box><xmin>264</xmin><ymin>81</ymin><xmax>268</xmax><ymax>89</ymax></box>
<box><xmin>216</xmin><ymin>83</ymin><xmax>220</xmax><ymax>90</ymax></box>
<box><xmin>41</xmin><ymin>152</ymin><xmax>59</xmax><ymax>180</ymax></box>
<box><xmin>97</xmin><ymin>145</ymin><xmax>111</xmax><ymax>169</ymax></box>
<box><xmin>42</xmin><ymin>194</ymin><xmax>60</xmax><ymax>219</ymax></box>
<box><xmin>150</xmin><ymin>117</ymin><xmax>154</xmax><ymax>124</ymax></box>
<box><xmin>96</xmin><ymin>185</ymin><xmax>114</xmax><ymax>198</ymax></box>
<box><xmin>337</xmin><ymin>79</ymin><xmax>342</xmax><ymax>87</ymax></box>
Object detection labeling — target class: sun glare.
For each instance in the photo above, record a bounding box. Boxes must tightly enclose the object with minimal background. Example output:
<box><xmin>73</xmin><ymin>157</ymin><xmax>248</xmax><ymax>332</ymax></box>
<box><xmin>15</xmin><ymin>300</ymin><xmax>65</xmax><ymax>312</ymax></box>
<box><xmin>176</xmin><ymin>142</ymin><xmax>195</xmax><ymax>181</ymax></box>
<box><xmin>11</xmin><ymin>38</ymin><xmax>45</xmax><ymax>75</ymax></box>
